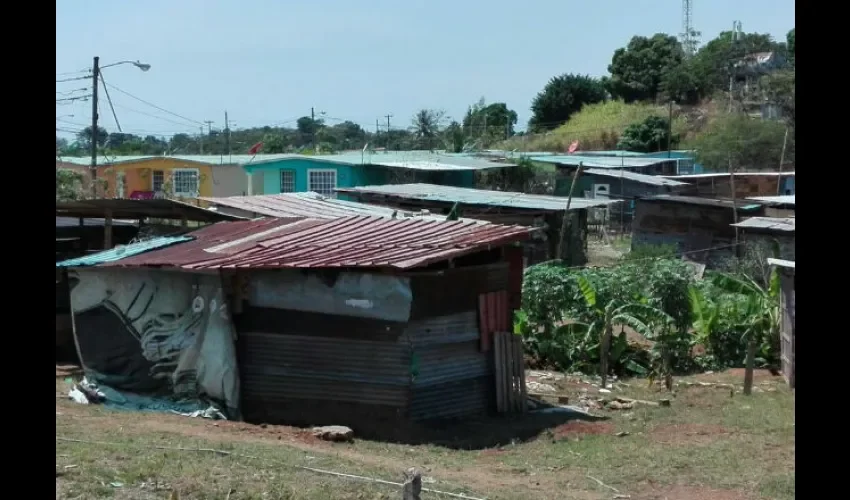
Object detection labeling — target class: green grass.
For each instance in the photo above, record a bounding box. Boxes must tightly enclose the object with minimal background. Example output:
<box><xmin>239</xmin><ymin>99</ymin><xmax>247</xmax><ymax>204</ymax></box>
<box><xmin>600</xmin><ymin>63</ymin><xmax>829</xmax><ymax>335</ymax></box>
<box><xmin>503</xmin><ymin>100</ymin><xmax>690</xmax><ymax>153</ymax></box>
<box><xmin>56</xmin><ymin>370</ymin><xmax>794</xmax><ymax>500</ymax></box>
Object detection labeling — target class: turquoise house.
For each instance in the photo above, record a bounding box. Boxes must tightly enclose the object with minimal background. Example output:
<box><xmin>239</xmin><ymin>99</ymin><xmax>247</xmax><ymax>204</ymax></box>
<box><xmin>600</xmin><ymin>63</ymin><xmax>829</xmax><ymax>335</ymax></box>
<box><xmin>240</xmin><ymin>152</ymin><xmax>510</xmax><ymax>198</ymax></box>
<box><xmin>641</xmin><ymin>150</ymin><xmax>704</xmax><ymax>175</ymax></box>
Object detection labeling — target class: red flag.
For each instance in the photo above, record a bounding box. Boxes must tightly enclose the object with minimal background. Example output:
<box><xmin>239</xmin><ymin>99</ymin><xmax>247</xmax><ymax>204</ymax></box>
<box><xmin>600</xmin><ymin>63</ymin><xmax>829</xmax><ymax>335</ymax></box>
<box><xmin>248</xmin><ymin>141</ymin><xmax>264</xmax><ymax>155</ymax></box>
<box><xmin>567</xmin><ymin>140</ymin><xmax>579</xmax><ymax>153</ymax></box>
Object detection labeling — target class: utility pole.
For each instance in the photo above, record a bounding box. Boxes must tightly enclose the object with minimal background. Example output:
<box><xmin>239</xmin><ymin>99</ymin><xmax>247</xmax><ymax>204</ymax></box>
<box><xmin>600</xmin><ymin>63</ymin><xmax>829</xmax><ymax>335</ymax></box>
<box><xmin>204</xmin><ymin>120</ymin><xmax>214</xmax><ymax>134</ymax></box>
<box><xmin>385</xmin><ymin>114</ymin><xmax>393</xmax><ymax>150</ymax></box>
<box><xmin>224</xmin><ymin>111</ymin><xmax>231</xmax><ymax>158</ymax></box>
<box><xmin>90</xmin><ymin>56</ymin><xmax>100</xmax><ymax>198</ymax></box>
<box><xmin>199</xmin><ymin>126</ymin><xmax>205</xmax><ymax>154</ymax></box>
<box><xmin>667</xmin><ymin>100</ymin><xmax>674</xmax><ymax>158</ymax></box>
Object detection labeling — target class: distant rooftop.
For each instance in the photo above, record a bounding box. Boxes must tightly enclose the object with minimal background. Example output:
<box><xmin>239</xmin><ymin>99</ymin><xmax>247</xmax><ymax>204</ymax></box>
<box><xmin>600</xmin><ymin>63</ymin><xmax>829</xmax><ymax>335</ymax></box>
<box><xmin>641</xmin><ymin>195</ymin><xmax>762</xmax><ymax>210</ymax></box>
<box><xmin>529</xmin><ymin>155</ymin><xmax>676</xmax><ymax>169</ymax></box>
<box><xmin>747</xmin><ymin>195</ymin><xmax>795</xmax><ymax>206</ymax></box>
<box><xmin>200</xmin><ymin>192</ymin><xmax>482</xmax><ymax>222</ymax></box>
<box><xmin>665</xmin><ymin>172</ymin><xmax>795</xmax><ymax>180</ymax></box>
<box><xmin>337</xmin><ymin>183</ymin><xmax>620</xmax><ymax>212</ymax></box>
<box><xmin>732</xmin><ymin>217</ymin><xmax>796</xmax><ymax>232</ymax></box>
<box><xmin>583</xmin><ymin>168</ymin><xmax>689</xmax><ymax>187</ymax></box>
<box><xmin>60</xmin><ymin>151</ymin><xmax>516</xmax><ymax>172</ymax></box>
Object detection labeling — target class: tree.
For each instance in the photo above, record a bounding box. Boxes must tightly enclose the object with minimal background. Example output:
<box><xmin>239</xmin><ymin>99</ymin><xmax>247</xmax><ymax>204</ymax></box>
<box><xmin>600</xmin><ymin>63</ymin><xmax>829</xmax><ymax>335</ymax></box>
<box><xmin>690</xmin><ymin>31</ymin><xmax>782</xmax><ymax>95</ymax></box>
<box><xmin>529</xmin><ymin>74</ymin><xmax>606</xmax><ymax>131</ymax></box>
<box><xmin>410</xmin><ymin>109</ymin><xmax>445</xmax><ymax>150</ymax></box>
<box><xmin>660</xmin><ymin>59</ymin><xmax>706</xmax><ymax>104</ymax></box>
<box><xmin>56</xmin><ymin>136</ymin><xmax>68</xmax><ymax>153</ymax></box>
<box><xmin>463</xmin><ymin>99</ymin><xmax>518</xmax><ymax>144</ymax></box>
<box><xmin>761</xmin><ymin>69</ymin><xmax>795</xmax><ymax>129</ymax></box>
<box><xmin>443</xmin><ymin>121</ymin><xmax>465</xmax><ymax>153</ymax></box>
<box><xmin>77</xmin><ymin>126</ymin><xmax>108</xmax><ymax>150</ymax></box>
<box><xmin>608</xmin><ymin>34</ymin><xmax>685</xmax><ymax>103</ymax></box>
<box><xmin>690</xmin><ymin>114</ymin><xmax>790</xmax><ymax>172</ymax></box>
<box><xmin>616</xmin><ymin>116</ymin><xmax>677</xmax><ymax>153</ymax></box>
<box><xmin>786</xmin><ymin>28</ymin><xmax>795</xmax><ymax>65</ymax></box>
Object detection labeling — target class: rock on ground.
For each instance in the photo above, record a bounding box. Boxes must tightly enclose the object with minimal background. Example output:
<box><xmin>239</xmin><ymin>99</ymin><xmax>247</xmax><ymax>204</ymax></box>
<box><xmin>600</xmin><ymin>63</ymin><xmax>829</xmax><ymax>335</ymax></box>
<box><xmin>312</xmin><ymin>425</ymin><xmax>354</xmax><ymax>442</ymax></box>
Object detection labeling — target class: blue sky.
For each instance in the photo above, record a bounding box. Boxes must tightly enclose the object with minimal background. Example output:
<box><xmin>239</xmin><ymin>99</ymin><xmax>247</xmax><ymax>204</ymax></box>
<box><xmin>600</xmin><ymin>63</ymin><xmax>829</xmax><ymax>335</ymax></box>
<box><xmin>56</xmin><ymin>0</ymin><xmax>794</xmax><ymax>140</ymax></box>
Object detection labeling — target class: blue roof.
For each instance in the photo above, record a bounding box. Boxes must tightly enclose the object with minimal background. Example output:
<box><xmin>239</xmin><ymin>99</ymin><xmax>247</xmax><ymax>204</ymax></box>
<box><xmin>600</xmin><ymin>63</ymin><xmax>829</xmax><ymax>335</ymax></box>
<box><xmin>55</xmin><ymin>236</ymin><xmax>193</xmax><ymax>268</ymax></box>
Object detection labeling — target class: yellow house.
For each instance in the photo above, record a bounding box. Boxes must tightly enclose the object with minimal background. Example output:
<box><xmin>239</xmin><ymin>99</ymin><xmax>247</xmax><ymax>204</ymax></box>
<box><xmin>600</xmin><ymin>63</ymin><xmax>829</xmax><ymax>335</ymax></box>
<box><xmin>101</xmin><ymin>157</ymin><xmax>213</xmax><ymax>201</ymax></box>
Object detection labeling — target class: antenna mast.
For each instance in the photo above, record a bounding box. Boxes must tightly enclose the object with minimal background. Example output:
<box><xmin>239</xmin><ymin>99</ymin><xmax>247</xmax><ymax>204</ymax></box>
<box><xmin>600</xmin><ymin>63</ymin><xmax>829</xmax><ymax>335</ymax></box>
<box><xmin>680</xmin><ymin>0</ymin><xmax>698</xmax><ymax>57</ymax></box>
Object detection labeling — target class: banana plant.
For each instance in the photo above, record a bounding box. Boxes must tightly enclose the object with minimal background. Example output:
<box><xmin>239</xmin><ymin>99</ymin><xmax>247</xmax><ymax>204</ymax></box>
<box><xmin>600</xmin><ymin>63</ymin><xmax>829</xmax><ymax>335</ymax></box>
<box><xmin>576</xmin><ymin>276</ymin><xmax>669</xmax><ymax>388</ymax></box>
<box><xmin>710</xmin><ymin>271</ymin><xmax>780</xmax><ymax>395</ymax></box>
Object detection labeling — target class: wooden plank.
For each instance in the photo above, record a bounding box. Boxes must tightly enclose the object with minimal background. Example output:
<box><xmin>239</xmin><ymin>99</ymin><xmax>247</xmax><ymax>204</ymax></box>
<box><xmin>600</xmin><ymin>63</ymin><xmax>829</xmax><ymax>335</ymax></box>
<box><xmin>513</xmin><ymin>335</ymin><xmax>522</xmax><ymax>412</ymax></box>
<box><xmin>493</xmin><ymin>330</ymin><xmax>505</xmax><ymax>413</ymax></box>
<box><xmin>478</xmin><ymin>294</ymin><xmax>489</xmax><ymax>352</ymax></box>
<box><xmin>515</xmin><ymin>334</ymin><xmax>528</xmax><ymax>413</ymax></box>
<box><xmin>505</xmin><ymin>332</ymin><xmax>516</xmax><ymax>413</ymax></box>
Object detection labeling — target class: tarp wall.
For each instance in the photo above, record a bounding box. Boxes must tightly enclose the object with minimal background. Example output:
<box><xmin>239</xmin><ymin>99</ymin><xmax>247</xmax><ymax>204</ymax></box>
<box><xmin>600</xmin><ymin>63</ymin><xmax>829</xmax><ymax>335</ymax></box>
<box><xmin>248</xmin><ymin>270</ymin><xmax>413</xmax><ymax>322</ymax></box>
<box><xmin>68</xmin><ymin>268</ymin><xmax>240</xmax><ymax>415</ymax></box>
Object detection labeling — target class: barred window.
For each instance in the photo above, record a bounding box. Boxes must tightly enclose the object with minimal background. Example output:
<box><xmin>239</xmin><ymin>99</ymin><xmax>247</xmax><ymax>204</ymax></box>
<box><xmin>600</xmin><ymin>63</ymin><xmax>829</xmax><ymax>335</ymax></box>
<box><xmin>280</xmin><ymin>170</ymin><xmax>296</xmax><ymax>193</ymax></box>
<box><xmin>152</xmin><ymin>170</ymin><xmax>165</xmax><ymax>192</ymax></box>
<box><xmin>307</xmin><ymin>169</ymin><xmax>337</xmax><ymax>197</ymax></box>
<box><xmin>172</xmin><ymin>169</ymin><xmax>199</xmax><ymax>197</ymax></box>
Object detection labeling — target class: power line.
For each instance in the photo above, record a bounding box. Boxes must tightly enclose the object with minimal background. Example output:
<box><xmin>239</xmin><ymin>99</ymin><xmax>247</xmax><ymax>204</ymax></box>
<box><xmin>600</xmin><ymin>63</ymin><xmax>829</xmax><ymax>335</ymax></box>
<box><xmin>56</xmin><ymin>95</ymin><xmax>92</xmax><ymax>103</ymax></box>
<box><xmin>56</xmin><ymin>75</ymin><xmax>90</xmax><ymax>83</ymax></box>
<box><xmin>111</xmin><ymin>102</ymin><xmax>201</xmax><ymax>130</ymax></box>
<box><xmin>101</xmin><ymin>82</ymin><xmax>204</xmax><ymax>126</ymax></box>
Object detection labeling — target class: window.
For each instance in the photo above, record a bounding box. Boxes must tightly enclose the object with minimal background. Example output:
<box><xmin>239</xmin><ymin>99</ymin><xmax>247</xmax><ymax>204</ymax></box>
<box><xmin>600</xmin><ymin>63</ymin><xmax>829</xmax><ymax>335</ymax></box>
<box><xmin>307</xmin><ymin>169</ymin><xmax>337</xmax><ymax>197</ymax></box>
<box><xmin>152</xmin><ymin>170</ymin><xmax>165</xmax><ymax>192</ymax></box>
<box><xmin>172</xmin><ymin>168</ymin><xmax>200</xmax><ymax>197</ymax></box>
<box><xmin>280</xmin><ymin>170</ymin><xmax>296</xmax><ymax>193</ymax></box>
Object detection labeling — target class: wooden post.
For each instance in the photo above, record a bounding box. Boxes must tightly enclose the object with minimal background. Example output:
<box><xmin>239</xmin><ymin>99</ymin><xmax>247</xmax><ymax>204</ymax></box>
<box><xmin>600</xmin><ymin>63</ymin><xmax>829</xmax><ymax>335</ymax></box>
<box><xmin>743</xmin><ymin>333</ymin><xmax>756</xmax><ymax>395</ymax></box>
<box><xmin>556</xmin><ymin>163</ymin><xmax>583</xmax><ymax>263</ymax></box>
<box><xmin>728</xmin><ymin>158</ymin><xmax>740</xmax><ymax>259</ymax></box>
<box><xmin>401</xmin><ymin>468</ymin><xmax>421</xmax><ymax>500</ymax></box>
<box><xmin>104</xmin><ymin>210</ymin><xmax>113</xmax><ymax>249</ymax></box>
<box><xmin>777</xmin><ymin>127</ymin><xmax>789</xmax><ymax>195</ymax></box>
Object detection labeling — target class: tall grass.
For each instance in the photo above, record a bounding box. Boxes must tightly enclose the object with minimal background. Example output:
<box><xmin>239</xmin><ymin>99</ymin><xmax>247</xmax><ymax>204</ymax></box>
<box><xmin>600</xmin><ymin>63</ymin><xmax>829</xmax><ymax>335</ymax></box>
<box><xmin>504</xmin><ymin>100</ymin><xmax>689</xmax><ymax>153</ymax></box>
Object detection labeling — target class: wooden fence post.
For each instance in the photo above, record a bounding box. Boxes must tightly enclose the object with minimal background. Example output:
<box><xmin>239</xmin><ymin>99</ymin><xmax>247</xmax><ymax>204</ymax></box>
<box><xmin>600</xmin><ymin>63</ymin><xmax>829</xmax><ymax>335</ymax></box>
<box><xmin>402</xmin><ymin>467</ymin><xmax>421</xmax><ymax>500</ymax></box>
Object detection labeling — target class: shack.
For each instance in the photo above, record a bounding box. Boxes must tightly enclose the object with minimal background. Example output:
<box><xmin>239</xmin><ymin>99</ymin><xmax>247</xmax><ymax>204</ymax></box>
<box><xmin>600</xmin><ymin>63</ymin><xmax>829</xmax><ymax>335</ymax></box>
<box><xmin>768</xmin><ymin>258</ymin><xmax>795</xmax><ymax>388</ymax></box>
<box><xmin>57</xmin><ymin>216</ymin><xmax>534</xmax><ymax>434</ymax></box>
<box><xmin>663</xmin><ymin>172</ymin><xmax>796</xmax><ymax>199</ymax></box>
<box><xmin>336</xmin><ymin>183</ymin><xmax>620</xmax><ymax>266</ymax></box>
<box><xmin>748</xmin><ymin>195</ymin><xmax>795</xmax><ymax>218</ymax></box>
<box><xmin>632</xmin><ymin>195</ymin><xmax>765</xmax><ymax>266</ymax></box>
<box><xmin>731</xmin><ymin>217</ymin><xmax>795</xmax><ymax>261</ymax></box>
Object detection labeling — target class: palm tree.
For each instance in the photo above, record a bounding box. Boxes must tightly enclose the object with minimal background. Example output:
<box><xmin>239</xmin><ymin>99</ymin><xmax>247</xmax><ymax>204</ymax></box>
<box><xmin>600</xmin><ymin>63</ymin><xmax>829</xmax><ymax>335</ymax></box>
<box><xmin>711</xmin><ymin>272</ymin><xmax>780</xmax><ymax>395</ymax></box>
<box><xmin>410</xmin><ymin>109</ymin><xmax>445</xmax><ymax>150</ymax></box>
<box><xmin>576</xmin><ymin>276</ymin><xmax>669</xmax><ymax>388</ymax></box>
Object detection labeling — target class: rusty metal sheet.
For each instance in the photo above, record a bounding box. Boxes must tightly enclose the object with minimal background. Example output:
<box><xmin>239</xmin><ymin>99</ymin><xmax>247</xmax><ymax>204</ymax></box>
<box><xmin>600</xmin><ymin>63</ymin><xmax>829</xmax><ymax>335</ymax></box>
<box><xmin>102</xmin><ymin>216</ymin><xmax>533</xmax><ymax>270</ymax></box>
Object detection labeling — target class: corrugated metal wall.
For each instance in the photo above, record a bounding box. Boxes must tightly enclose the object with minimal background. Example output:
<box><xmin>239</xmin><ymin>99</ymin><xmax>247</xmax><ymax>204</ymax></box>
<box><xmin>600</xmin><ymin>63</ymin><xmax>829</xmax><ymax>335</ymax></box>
<box><xmin>236</xmin><ymin>262</ymin><xmax>515</xmax><ymax>426</ymax></box>
<box><xmin>405</xmin><ymin>263</ymin><xmax>511</xmax><ymax>420</ymax></box>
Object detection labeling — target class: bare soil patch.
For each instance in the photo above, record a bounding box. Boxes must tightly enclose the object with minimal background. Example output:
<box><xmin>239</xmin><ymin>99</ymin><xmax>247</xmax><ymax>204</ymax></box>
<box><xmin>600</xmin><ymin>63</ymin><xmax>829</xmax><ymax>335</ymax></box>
<box><xmin>553</xmin><ymin>421</ymin><xmax>615</xmax><ymax>440</ymax></box>
<box><xmin>651</xmin><ymin>423</ymin><xmax>732</xmax><ymax>445</ymax></box>
<box><xmin>632</xmin><ymin>484</ymin><xmax>752</xmax><ymax>500</ymax></box>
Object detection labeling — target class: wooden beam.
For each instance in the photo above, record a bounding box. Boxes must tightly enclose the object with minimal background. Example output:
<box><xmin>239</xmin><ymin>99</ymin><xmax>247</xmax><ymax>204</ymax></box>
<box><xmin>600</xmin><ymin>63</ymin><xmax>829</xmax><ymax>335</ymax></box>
<box><xmin>104</xmin><ymin>210</ymin><xmax>113</xmax><ymax>249</ymax></box>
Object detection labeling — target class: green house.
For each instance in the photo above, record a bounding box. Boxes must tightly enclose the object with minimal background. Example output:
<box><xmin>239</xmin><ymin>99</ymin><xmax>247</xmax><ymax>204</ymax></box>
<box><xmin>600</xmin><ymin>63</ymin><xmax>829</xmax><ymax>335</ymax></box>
<box><xmin>240</xmin><ymin>151</ymin><xmax>514</xmax><ymax>197</ymax></box>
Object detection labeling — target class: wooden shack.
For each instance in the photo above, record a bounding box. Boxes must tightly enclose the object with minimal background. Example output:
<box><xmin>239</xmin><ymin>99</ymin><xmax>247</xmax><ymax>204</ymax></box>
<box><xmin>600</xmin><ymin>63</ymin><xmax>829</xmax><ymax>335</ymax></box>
<box><xmin>768</xmin><ymin>258</ymin><xmax>795</xmax><ymax>388</ymax></box>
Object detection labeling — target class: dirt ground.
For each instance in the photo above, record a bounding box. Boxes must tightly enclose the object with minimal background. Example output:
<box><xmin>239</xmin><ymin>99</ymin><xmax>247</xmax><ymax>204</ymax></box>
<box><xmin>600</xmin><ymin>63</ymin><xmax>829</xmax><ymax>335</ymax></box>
<box><xmin>56</xmin><ymin>366</ymin><xmax>794</xmax><ymax>500</ymax></box>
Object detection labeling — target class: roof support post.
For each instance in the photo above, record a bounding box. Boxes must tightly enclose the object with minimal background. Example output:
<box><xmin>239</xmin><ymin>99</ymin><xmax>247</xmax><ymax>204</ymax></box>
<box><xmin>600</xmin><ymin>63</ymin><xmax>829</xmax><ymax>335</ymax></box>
<box><xmin>104</xmin><ymin>210</ymin><xmax>113</xmax><ymax>249</ymax></box>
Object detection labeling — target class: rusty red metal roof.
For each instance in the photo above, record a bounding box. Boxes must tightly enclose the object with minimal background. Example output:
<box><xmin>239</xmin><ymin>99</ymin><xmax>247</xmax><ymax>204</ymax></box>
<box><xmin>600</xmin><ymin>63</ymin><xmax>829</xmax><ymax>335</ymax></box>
<box><xmin>103</xmin><ymin>216</ymin><xmax>534</xmax><ymax>270</ymax></box>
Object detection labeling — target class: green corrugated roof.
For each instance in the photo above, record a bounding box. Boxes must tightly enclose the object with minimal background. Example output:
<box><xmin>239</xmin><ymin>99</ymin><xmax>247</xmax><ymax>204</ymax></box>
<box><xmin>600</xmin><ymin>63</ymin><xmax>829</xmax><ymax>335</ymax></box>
<box><xmin>56</xmin><ymin>236</ymin><xmax>193</xmax><ymax>267</ymax></box>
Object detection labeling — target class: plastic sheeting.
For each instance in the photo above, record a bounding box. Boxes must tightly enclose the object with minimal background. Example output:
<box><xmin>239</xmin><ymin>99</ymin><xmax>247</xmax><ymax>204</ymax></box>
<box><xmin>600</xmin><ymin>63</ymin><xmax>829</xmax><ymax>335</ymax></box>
<box><xmin>68</xmin><ymin>268</ymin><xmax>240</xmax><ymax>417</ymax></box>
<box><xmin>248</xmin><ymin>270</ymin><xmax>413</xmax><ymax>322</ymax></box>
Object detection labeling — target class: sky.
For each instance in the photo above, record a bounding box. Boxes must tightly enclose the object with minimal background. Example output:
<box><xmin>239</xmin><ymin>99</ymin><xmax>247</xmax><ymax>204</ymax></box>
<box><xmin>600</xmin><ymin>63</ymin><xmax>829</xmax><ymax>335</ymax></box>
<box><xmin>56</xmin><ymin>0</ymin><xmax>795</xmax><ymax>141</ymax></box>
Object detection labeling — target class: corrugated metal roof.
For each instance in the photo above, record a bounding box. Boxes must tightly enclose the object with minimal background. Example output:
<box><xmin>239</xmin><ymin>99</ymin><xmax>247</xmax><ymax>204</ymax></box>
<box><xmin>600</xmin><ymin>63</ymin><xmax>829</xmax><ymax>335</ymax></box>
<box><xmin>243</xmin><ymin>152</ymin><xmax>516</xmax><ymax>171</ymax></box>
<box><xmin>199</xmin><ymin>192</ymin><xmax>482</xmax><ymax>222</ymax></box>
<box><xmin>56</xmin><ymin>198</ymin><xmax>245</xmax><ymax>223</ymax></box>
<box><xmin>56</xmin><ymin>216</ymin><xmax>137</xmax><ymax>228</ymax></box>
<box><xmin>101</xmin><ymin>216</ymin><xmax>534</xmax><ymax>270</ymax></box>
<box><xmin>665</xmin><ymin>172</ymin><xmax>795</xmax><ymax>179</ymax></box>
<box><xmin>747</xmin><ymin>195</ymin><xmax>796</xmax><ymax>206</ymax></box>
<box><xmin>642</xmin><ymin>195</ymin><xmax>763</xmax><ymax>210</ymax></box>
<box><xmin>529</xmin><ymin>155</ymin><xmax>675</xmax><ymax>169</ymax></box>
<box><xmin>336</xmin><ymin>183</ymin><xmax>620</xmax><ymax>211</ymax></box>
<box><xmin>60</xmin><ymin>152</ymin><xmax>516</xmax><ymax>171</ymax></box>
<box><xmin>55</xmin><ymin>236</ymin><xmax>193</xmax><ymax>267</ymax></box>
<box><xmin>583</xmin><ymin>168</ymin><xmax>689</xmax><ymax>187</ymax></box>
<box><xmin>732</xmin><ymin>217</ymin><xmax>796</xmax><ymax>232</ymax></box>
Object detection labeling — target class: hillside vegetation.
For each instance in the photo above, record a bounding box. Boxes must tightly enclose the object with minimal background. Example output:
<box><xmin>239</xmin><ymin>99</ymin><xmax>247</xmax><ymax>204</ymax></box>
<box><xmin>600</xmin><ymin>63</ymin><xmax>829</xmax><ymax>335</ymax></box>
<box><xmin>502</xmin><ymin>100</ymin><xmax>693</xmax><ymax>152</ymax></box>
